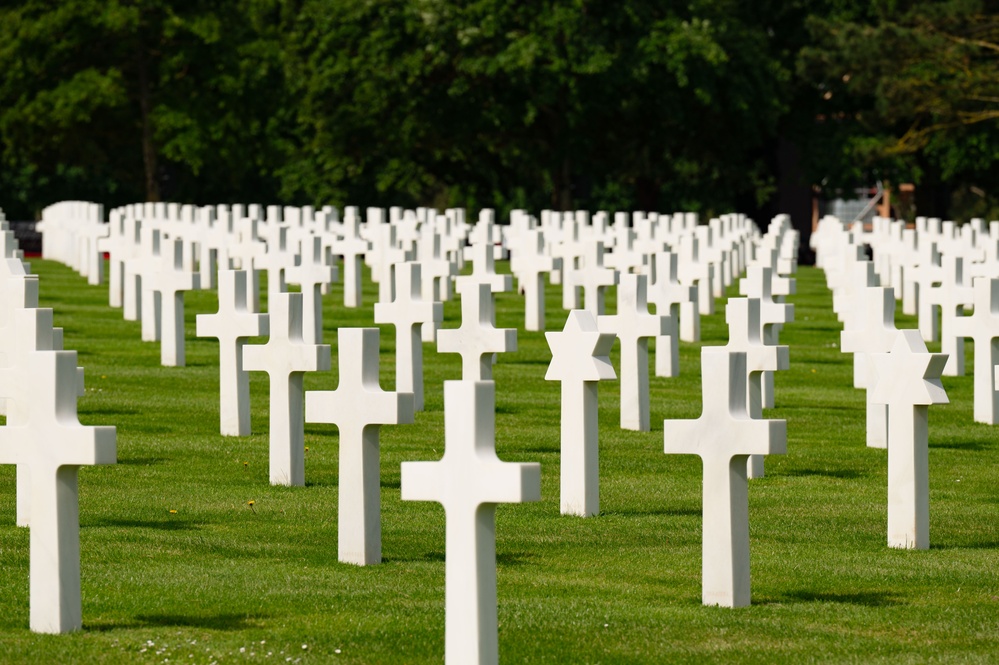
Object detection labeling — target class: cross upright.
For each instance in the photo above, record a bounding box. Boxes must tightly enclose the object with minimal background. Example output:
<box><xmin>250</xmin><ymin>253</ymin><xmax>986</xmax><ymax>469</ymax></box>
<box><xmin>374</xmin><ymin>224</ymin><xmax>410</xmax><ymax>305</ymax></box>
<box><xmin>575</xmin><ymin>239</ymin><xmax>618</xmax><ymax>315</ymax></box>
<box><xmin>229</xmin><ymin>216</ymin><xmax>266</xmax><ymax>312</ymax></box>
<box><xmin>552</xmin><ymin>220</ymin><xmax>585</xmax><ymax>308</ymax></box>
<box><xmin>738</xmin><ymin>264</ymin><xmax>795</xmax><ymax>408</ymax></box>
<box><xmin>456</xmin><ymin>239</ymin><xmax>513</xmax><ymax>297</ymax></box>
<box><xmin>102</xmin><ymin>212</ymin><xmax>140</xmax><ymax>309</ymax></box>
<box><xmin>286</xmin><ymin>235</ymin><xmax>337</xmax><ymax>344</ymax></box>
<box><xmin>869</xmin><ymin>330</ymin><xmax>948</xmax><ymax>549</ymax></box>
<box><xmin>438</xmin><ymin>283</ymin><xmax>517</xmax><ymax>382</ymax></box>
<box><xmin>336</xmin><ymin>210</ymin><xmax>369</xmax><ymax>307</ymax></box>
<box><xmin>123</xmin><ymin>223</ymin><xmax>158</xmax><ymax>325</ymax></box>
<box><xmin>841</xmin><ymin>285</ymin><xmax>899</xmax><ymax>449</ymax></box>
<box><xmin>0</xmin><ymin>307</ymin><xmax>116</xmax><ymax>634</ymax></box>
<box><xmin>724</xmin><ymin>297</ymin><xmax>789</xmax><ymax>478</ymax></box>
<box><xmin>196</xmin><ymin>270</ymin><xmax>269</xmax><ymax>436</ymax></box>
<box><xmin>597</xmin><ymin>273</ymin><xmax>668</xmax><ymax>431</ymax></box>
<box><xmin>546</xmin><ymin>310</ymin><xmax>616</xmax><ymax>516</ymax></box>
<box><xmin>243</xmin><ymin>292</ymin><xmax>330</xmax><ymax>486</ymax></box>
<box><xmin>951</xmin><ymin>277</ymin><xmax>999</xmax><ymax>423</ymax></box>
<box><xmin>927</xmin><ymin>255</ymin><xmax>974</xmax><ymax>376</ymax></box>
<box><xmin>646</xmin><ymin>251</ymin><xmax>691</xmax><ymax>373</ymax></box>
<box><xmin>256</xmin><ymin>222</ymin><xmax>291</xmax><ymax>300</ymax></box>
<box><xmin>909</xmin><ymin>243</ymin><xmax>943</xmax><ymax>341</ymax></box>
<box><xmin>513</xmin><ymin>228</ymin><xmax>559</xmax><ymax>331</ymax></box>
<box><xmin>664</xmin><ymin>346</ymin><xmax>786</xmax><ymax>607</ymax></box>
<box><xmin>374</xmin><ymin>262</ymin><xmax>443</xmax><ymax>411</ymax></box>
<box><xmin>146</xmin><ymin>237</ymin><xmax>200</xmax><ymax>366</ymax></box>
<box><xmin>401</xmin><ymin>380</ymin><xmax>541</xmax><ymax>665</ymax></box>
<box><xmin>305</xmin><ymin>327</ymin><xmax>413</xmax><ymax>565</ymax></box>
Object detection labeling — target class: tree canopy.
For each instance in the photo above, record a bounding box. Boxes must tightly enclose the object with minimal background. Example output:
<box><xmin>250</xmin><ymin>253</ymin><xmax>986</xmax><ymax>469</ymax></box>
<box><xmin>1</xmin><ymin>1</ymin><xmax>997</xmax><ymax>222</ymax></box>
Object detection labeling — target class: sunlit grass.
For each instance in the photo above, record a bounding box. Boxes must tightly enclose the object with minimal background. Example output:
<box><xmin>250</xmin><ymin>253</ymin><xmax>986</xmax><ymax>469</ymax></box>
<box><xmin>0</xmin><ymin>259</ymin><xmax>994</xmax><ymax>663</ymax></box>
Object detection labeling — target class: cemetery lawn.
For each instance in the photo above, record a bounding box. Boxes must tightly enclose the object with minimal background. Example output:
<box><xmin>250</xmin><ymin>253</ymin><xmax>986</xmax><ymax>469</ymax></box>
<box><xmin>0</xmin><ymin>259</ymin><xmax>997</xmax><ymax>664</ymax></box>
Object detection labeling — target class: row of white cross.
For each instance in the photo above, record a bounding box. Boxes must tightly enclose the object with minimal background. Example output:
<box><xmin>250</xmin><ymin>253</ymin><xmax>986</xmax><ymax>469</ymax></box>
<box><xmin>813</xmin><ymin>214</ymin><xmax>999</xmax><ymax>426</ymax></box>
<box><xmin>37</xmin><ymin>201</ymin><xmax>800</xmax><ymax>371</ymax></box>
<box><xmin>814</xmin><ymin>214</ymin><xmax>999</xmax><ymax>550</ymax></box>
<box><xmin>24</xmin><ymin>203</ymin><xmax>804</xmax><ymax>664</ymax></box>
<box><xmin>0</xmin><ymin>219</ymin><xmax>116</xmax><ymax>634</ymax></box>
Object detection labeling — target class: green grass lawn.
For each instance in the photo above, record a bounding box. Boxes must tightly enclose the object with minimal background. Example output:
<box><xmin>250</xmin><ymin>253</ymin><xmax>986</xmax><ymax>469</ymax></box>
<box><xmin>0</xmin><ymin>258</ymin><xmax>996</xmax><ymax>663</ymax></box>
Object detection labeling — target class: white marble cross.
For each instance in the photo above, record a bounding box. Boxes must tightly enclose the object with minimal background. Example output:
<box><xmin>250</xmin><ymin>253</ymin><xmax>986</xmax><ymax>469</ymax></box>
<box><xmin>456</xmin><ymin>240</ymin><xmax>512</xmax><ymax>296</ymax></box>
<box><xmin>514</xmin><ymin>229</ymin><xmax>558</xmax><ymax>331</ymax></box>
<box><xmin>438</xmin><ymin>283</ymin><xmax>517</xmax><ymax>382</ymax></box>
<box><xmin>664</xmin><ymin>347</ymin><xmax>786</xmax><ymax>607</ymax></box>
<box><xmin>840</xmin><ymin>286</ymin><xmax>898</xmax><ymax>449</ymax></box>
<box><xmin>929</xmin><ymin>255</ymin><xmax>974</xmax><ymax>376</ymax></box>
<box><xmin>337</xmin><ymin>211</ymin><xmax>369</xmax><ymax>307</ymax></box>
<box><xmin>951</xmin><ymin>277</ymin><xmax>999</xmax><ymax>424</ymax></box>
<box><xmin>0</xmin><ymin>308</ymin><xmax>116</xmax><ymax>633</ymax></box>
<box><xmin>243</xmin><ymin>292</ymin><xmax>330</xmax><ymax>485</ymax></box>
<box><xmin>374</xmin><ymin>262</ymin><xmax>443</xmax><ymax>411</ymax></box>
<box><xmin>146</xmin><ymin>237</ymin><xmax>200</xmax><ymax>366</ymax></box>
<box><xmin>597</xmin><ymin>273</ymin><xmax>667</xmax><ymax>431</ymax></box>
<box><xmin>286</xmin><ymin>235</ymin><xmax>337</xmax><ymax>344</ymax></box>
<box><xmin>869</xmin><ymin>330</ymin><xmax>948</xmax><ymax>549</ymax></box>
<box><xmin>646</xmin><ymin>252</ymin><xmax>691</xmax><ymax>372</ymax></box>
<box><xmin>305</xmin><ymin>328</ymin><xmax>414</xmax><ymax>565</ymax></box>
<box><xmin>546</xmin><ymin>310</ymin><xmax>616</xmax><ymax>516</ymax></box>
<box><xmin>196</xmin><ymin>270</ymin><xmax>269</xmax><ymax>436</ymax></box>
<box><xmin>575</xmin><ymin>240</ymin><xmax>618</xmax><ymax>315</ymax></box>
<box><xmin>723</xmin><ymin>297</ymin><xmax>789</xmax><ymax>478</ymax></box>
<box><xmin>401</xmin><ymin>380</ymin><xmax>540</xmax><ymax>665</ymax></box>
<box><xmin>738</xmin><ymin>264</ymin><xmax>795</xmax><ymax>408</ymax></box>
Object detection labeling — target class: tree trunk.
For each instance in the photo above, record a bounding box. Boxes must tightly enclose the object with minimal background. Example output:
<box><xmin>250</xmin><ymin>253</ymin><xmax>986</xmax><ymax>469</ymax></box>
<box><xmin>136</xmin><ymin>46</ymin><xmax>160</xmax><ymax>202</ymax></box>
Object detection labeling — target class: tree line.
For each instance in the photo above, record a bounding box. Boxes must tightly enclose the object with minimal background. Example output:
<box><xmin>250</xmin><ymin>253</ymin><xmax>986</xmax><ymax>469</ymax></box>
<box><xmin>1</xmin><ymin>1</ymin><xmax>997</xmax><ymax>223</ymax></box>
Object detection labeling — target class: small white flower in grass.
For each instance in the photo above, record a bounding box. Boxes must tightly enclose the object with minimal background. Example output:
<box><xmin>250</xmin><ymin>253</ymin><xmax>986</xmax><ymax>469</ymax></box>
<box><xmin>334</xmin><ymin>648</ymin><xmax>342</xmax><ymax>654</ymax></box>
<box><xmin>302</xmin><ymin>644</ymin><xmax>308</xmax><ymax>650</ymax></box>
<box><xmin>240</xmin><ymin>647</ymin><xmax>246</xmax><ymax>653</ymax></box>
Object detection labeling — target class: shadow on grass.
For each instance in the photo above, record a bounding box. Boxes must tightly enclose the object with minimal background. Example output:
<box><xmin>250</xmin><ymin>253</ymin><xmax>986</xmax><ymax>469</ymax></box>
<box><xmin>782</xmin><ymin>467</ymin><xmax>863</xmax><ymax>480</ymax></box>
<box><xmin>88</xmin><ymin>518</ymin><xmax>203</xmax><ymax>531</ymax></box>
<box><xmin>89</xmin><ymin>613</ymin><xmax>268</xmax><ymax>631</ymax></box>
<box><xmin>117</xmin><ymin>456</ymin><xmax>168</xmax><ymax>466</ymax></box>
<box><xmin>79</xmin><ymin>406</ymin><xmax>141</xmax><ymax>417</ymax></box>
<box><xmin>930</xmin><ymin>440</ymin><xmax>989</xmax><ymax>452</ymax></box>
<box><xmin>603</xmin><ymin>506</ymin><xmax>701</xmax><ymax>518</ymax></box>
<box><xmin>932</xmin><ymin>540</ymin><xmax>999</xmax><ymax>550</ymax></box>
<box><xmin>383</xmin><ymin>551</ymin><xmax>446</xmax><ymax>564</ymax></box>
<box><xmin>781</xmin><ymin>590</ymin><xmax>896</xmax><ymax>607</ymax></box>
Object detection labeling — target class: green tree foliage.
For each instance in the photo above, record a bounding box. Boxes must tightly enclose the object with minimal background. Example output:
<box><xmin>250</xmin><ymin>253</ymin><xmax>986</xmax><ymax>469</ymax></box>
<box><xmin>4</xmin><ymin>1</ymin><xmax>999</xmax><ymax>222</ymax></box>
<box><xmin>0</xmin><ymin>0</ymin><xmax>285</xmax><ymax>217</ymax></box>
<box><xmin>798</xmin><ymin>0</ymin><xmax>999</xmax><ymax>218</ymax></box>
<box><xmin>281</xmin><ymin>0</ymin><xmax>789</xmax><ymax>215</ymax></box>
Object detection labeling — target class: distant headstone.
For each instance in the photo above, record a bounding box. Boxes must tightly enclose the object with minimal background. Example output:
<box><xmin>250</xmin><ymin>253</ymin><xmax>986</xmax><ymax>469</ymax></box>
<box><xmin>196</xmin><ymin>270</ymin><xmax>269</xmax><ymax>436</ymax></box>
<box><xmin>285</xmin><ymin>235</ymin><xmax>337</xmax><ymax>344</ymax></box>
<box><xmin>513</xmin><ymin>229</ymin><xmax>558</xmax><ymax>331</ymax></box>
<box><xmin>374</xmin><ymin>262</ymin><xmax>443</xmax><ymax>411</ymax></box>
<box><xmin>840</xmin><ymin>286</ymin><xmax>898</xmax><ymax>449</ymax></box>
<box><xmin>546</xmin><ymin>310</ymin><xmax>616</xmax><ymax>516</ymax></box>
<box><xmin>951</xmin><ymin>277</ymin><xmax>999</xmax><ymax>424</ymax></box>
<box><xmin>723</xmin><ymin>297</ymin><xmax>789</xmax><ymax>478</ymax></box>
<box><xmin>244</xmin><ymin>292</ymin><xmax>330</xmax><ymax>486</ymax></box>
<box><xmin>597</xmin><ymin>274</ymin><xmax>667</xmax><ymax>431</ymax></box>
<box><xmin>438</xmin><ymin>283</ymin><xmax>516</xmax><ymax>382</ymax></box>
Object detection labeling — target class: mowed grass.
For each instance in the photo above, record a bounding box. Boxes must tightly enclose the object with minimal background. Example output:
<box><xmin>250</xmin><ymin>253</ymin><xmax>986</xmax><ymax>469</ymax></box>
<box><xmin>0</xmin><ymin>258</ymin><xmax>996</xmax><ymax>663</ymax></box>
